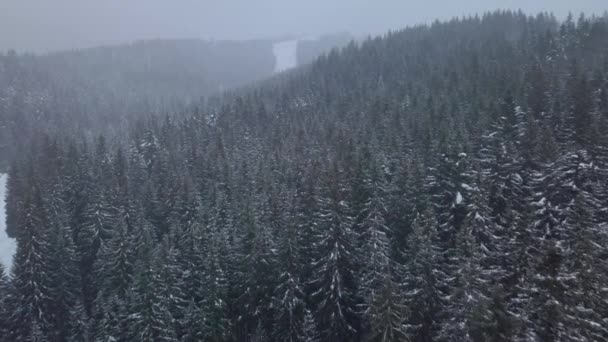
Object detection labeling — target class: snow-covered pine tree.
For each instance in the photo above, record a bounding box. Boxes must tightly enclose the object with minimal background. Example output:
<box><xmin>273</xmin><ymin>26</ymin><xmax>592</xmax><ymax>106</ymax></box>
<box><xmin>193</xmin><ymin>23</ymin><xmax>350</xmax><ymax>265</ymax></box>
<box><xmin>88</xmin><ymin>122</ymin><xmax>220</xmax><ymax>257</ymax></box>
<box><xmin>173</xmin><ymin>216</ymin><xmax>206</xmax><ymax>338</ymax></box>
<box><xmin>561</xmin><ymin>192</ymin><xmax>608</xmax><ymax>340</ymax></box>
<box><xmin>96</xmin><ymin>218</ymin><xmax>135</xmax><ymax>300</ymax></box>
<box><xmin>301</xmin><ymin>310</ymin><xmax>321</xmax><ymax>342</ymax></box>
<box><xmin>310</xmin><ymin>163</ymin><xmax>362</xmax><ymax>341</ymax></box>
<box><xmin>438</xmin><ymin>183</ymin><xmax>518</xmax><ymax>342</ymax></box>
<box><xmin>9</xmin><ymin>184</ymin><xmax>55</xmax><ymax>341</ymax></box>
<box><xmin>200</xmin><ymin>224</ymin><xmax>231</xmax><ymax>341</ymax></box>
<box><xmin>45</xmin><ymin>200</ymin><xmax>83</xmax><ymax>342</ymax></box>
<box><xmin>126</xmin><ymin>231</ymin><xmax>178</xmax><ymax>342</ymax></box>
<box><xmin>426</xmin><ymin>151</ymin><xmax>472</xmax><ymax>249</ymax></box>
<box><xmin>272</xmin><ymin>207</ymin><xmax>307</xmax><ymax>341</ymax></box>
<box><xmin>234</xmin><ymin>200</ymin><xmax>278</xmax><ymax>339</ymax></box>
<box><xmin>366</xmin><ymin>274</ymin><xmax>408</xmax><ymax>342</ymax></box>
<box><xmin>4</xmin><ymin>160</ymin><xmax>26</xmax><ymax>238</ymax></box>
<box><xmin>31</xmin><ymin>321</ymin><xmax>50</xmax><ymax>342</ymax></box>
<box><xmin>402</xmin><ymin>208</ymin><xmax>448</xmax><ymax>341</ymax></box>
<box><xmin>355</xmin><ymin>158</ymin><xmax>408</xmax><ymax>341</ymax></box>
<box><xmin>181</xmin><ymin>299</ymin><xmax>205</xmax><ymax>342</ymax></box>
<box><xmin>587</xmin><ymin>79</ymin><xmax>608</xmax><ymax>224</ymax></box>
<box><xmin>477</xmin><ymin>98</ymin><xmax>526</xmax><ymax>244</ymax></box>
<box><xmin>66</xmin><ymin>301</ymin><xmax>89</xmax><ymax>342</ymax></box>
<box><xmin>75</xmin><ymin>183</ymin><xmax>118</xmax><ymax>316</ymax></box>
<box><xmin>250</xmin><ymin>321</ymin><xmax>270</xmax><ymax>342</ymax></box>
<box><xmin>94</xmin><ymin>294</ymin><xmax>128</xmax><ymax>342</ymax></box>
<box><xmin>155</xmin><ymin>237</ymin><xmax>189</xmax><ymax>340</ymax></box>
<box><xmin>293</xmin><ymin>163</ymin><xmax>322</xmax><ymax>296</ymax></box>
<box><xmin>436</xmin><ymin>216</ymin><xmax>486</xmax><ymax>342</ymax></box>
<box><xmin>528</xmin><ymin>240</ymin><xmax>575</xmax><ymax>342</ymax></box>
<box><xmin>358</xmin><ymin>160</ymin><xmax>392</xmax><ymax>307</ymax></box>
<box><xmin>504</xmin><ymin>204</ymin><xmax>537</xmax><ymax>341</ymax></box>
<box><xmin>388</xmin><ymin>155</ymin><xmax>423</xmax><ymax>264</ymax></box>
<box><xmin>0</xmin><ymin>263</ymin><xmax>10</xmax><ymax>342</ymax></box>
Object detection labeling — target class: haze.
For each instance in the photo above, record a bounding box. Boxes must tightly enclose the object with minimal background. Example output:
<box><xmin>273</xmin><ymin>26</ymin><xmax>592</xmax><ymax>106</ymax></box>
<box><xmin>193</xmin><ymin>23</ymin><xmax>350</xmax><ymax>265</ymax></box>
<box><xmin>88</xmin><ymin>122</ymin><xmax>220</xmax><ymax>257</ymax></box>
<box><xmin>1</xmin><ymin>0</ymin><xmax>606</xmax><ymax>53</ymax></box>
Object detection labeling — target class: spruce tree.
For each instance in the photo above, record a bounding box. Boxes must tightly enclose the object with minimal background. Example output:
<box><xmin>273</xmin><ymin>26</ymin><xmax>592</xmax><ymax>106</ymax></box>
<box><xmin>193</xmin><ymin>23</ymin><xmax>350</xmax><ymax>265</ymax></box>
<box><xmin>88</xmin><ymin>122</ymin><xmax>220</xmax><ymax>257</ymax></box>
<box><xmin>366</xmin><ymin>275</ymin><xmax>408</xmax><ymax>342</ymax></box>
<box><xmin>0</xmin><ymin>263</ymin><xmax>10</xmax><ymax>342</ymax></box>
<box><xmin>9</xmin><ymin>184</ymin><xmax>54</xmax><ymax>341</ymax></box>
<box><xmin>272</xmin><ymin>217</ymin><xmax>307</xmax><ymax>341</ymax></box>
<box><xmin>311</xmin><ymin>164</ymin><xmax>362</xmax><ymax>341</ymax></box>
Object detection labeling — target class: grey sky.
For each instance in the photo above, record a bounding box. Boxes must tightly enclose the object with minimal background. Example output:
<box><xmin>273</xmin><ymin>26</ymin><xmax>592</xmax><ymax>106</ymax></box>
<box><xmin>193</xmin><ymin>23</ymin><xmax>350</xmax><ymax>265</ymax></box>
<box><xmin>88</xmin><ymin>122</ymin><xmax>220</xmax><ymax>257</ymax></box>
<box><xmin>1</xmin><ymin>0</ymin><xmax>606</xmax><ymax>53</ymax></box>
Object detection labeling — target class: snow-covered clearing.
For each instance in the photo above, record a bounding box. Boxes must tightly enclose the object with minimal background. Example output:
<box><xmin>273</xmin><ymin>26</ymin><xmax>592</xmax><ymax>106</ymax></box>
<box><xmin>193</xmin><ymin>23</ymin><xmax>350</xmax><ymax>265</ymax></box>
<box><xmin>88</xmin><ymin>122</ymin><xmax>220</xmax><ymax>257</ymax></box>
<box><xmin>0</xmin><ymin>173</ymin><xmax>15</xmax><ymax>271</ymax></box>
<box><xmin>273</xmin><ymin>39</ymin><xmax>299</xmax><ymax>73</ymax></box>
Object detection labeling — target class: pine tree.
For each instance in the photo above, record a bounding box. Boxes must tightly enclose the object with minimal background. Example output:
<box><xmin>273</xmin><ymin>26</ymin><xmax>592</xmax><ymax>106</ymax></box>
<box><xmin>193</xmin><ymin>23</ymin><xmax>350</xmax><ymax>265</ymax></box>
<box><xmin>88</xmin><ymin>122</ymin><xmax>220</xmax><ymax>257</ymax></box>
<box><xmin>528</xmin><ymin>241</ymin><xmax>574</xmax><ymax>342</ymax></box>
<box><xmin>293</xmin><ymin>165</ymin><xmax>321</xmax><ymax>297</ymax></box>
<box><xmin>272</xmin><ymin>217</ymin><xmax>307</xmax><ymax>341</ymax></box>
<box><xmin>0</xmin><ymin>263</ymin><xmax>11</xmax><ymax>342</ymax></box>
<box><xmin>94</xmin><ymin>294</ymin><xmax>128</xmax><ymax>342</ymax></box>
<box><xmin>301</xmin><ymin>310</ymin><xmax>321</xmax><ymax>342</ymax></box>
<box><xmin>173</xmin><ymin>218</ymin><xmax>206</xmax><ymax>339</ymax></box>
<box><xmin>46</xmin><ymin>206</ymin><xmax>82</xmax><ymax>342</ymax></box>
<box><xmin>200</xmin><ymin>227</ymin><xmax>231</xmax><ymax>341</ymax></box>
<box><xmin>358</xmin><ymin>161</ymin><xmax>393</xmax><ymax>313</ymax></box>
<box><xmin>438</xmin><ymin>195</ymin><xmax>518</xmax><ymax>342</ymax></box>
<box><xmin>366</xmin><ymin>275</ymin><xmax>408</xmax><ymax>342</ymax></box>
<box><xmin>437</xmin><ymin>218</ymin><xmax>486</xmax><ymax>342</ymax></box>
<box><xmin>67</xmin><ymin>302</ymin><xmax>89</xmax><ymax>342</ymax></box>
<box><xmin>561</xmin><ymin>192</ymin><xmax>608</xmax><ymax>340</ymax></box>
<box><xmin>235</xmin><ymin>201</ymin><xmax>278</xmax><ymax>339</ymax></box>
<box><xmin>311</xmin><ymin>164</ymin><xmax>362</xmax><ymax>341</ymax></box>
<box><xmin>75</xmin><ymin>182</ymin><xmax>118</xmax><ymax>315</ymax></box>
<box><xmin>181</xmin><ymin>299</ymin><xmax>205</xmax><ymax>342</ymax></box>
<box><xmin>96</xmin><ymin>218</ymin><xmax>135</xmax><ymax>299</ymax></box>
<box><xmin>9</xmin><ymin>184</ymin><xmax>54</xmax><ymax>341</ymax></box>
<box><xmin>127</xmin><ymin>231</ymin><xmax>178</xmax><ymax>342</ymax></box>
<box><xmin>426</xmin><ymin>152</ymin><xmax>472</xmax><ymax>249</ymax></box>
<box><xmin>504</xmin><ymin>205</ymin><xmax>536</xmax><ymax>341</ymax></box>
<box><xmin>251</xmin><ymin>321</ymin><xmax>270</xmax><ymax>342</ymax></box>
<box><xmin>388</xmin><ymin>156</ymin><xmax>422</xmax><ymax>264</ymax></box>
<box><xmin>478</xmin><ymin>98</ymin><xmax>526</xmax><ymax>237</ymax></box>
<box><xmin>402</xmin><ymin>208</ymin><xmax>448</xmax><ymax>341</ymax></box>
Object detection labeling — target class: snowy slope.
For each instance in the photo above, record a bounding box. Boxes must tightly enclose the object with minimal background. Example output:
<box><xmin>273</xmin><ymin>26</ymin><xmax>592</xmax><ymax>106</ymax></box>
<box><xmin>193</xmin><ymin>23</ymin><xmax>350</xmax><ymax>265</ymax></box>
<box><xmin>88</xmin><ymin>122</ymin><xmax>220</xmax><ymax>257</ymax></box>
<box><xmin>0</xmin><ymin>173</ymin><xmax>15</xmax><ymax>271</ymax></box>
<box><xmin>272</xmin><ymin>39</ymin><xmax>299</xmax><ymax>73</ymax></box>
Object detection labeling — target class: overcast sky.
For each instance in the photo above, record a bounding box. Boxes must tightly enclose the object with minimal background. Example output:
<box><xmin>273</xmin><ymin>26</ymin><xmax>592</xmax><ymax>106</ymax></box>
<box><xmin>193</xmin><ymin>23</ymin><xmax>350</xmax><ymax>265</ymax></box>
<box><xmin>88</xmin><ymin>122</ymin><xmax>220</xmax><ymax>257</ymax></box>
<box><xmin>1</xmin><ymin>0</ymin><xmax>606</xmax><ymax>53</ymax></box>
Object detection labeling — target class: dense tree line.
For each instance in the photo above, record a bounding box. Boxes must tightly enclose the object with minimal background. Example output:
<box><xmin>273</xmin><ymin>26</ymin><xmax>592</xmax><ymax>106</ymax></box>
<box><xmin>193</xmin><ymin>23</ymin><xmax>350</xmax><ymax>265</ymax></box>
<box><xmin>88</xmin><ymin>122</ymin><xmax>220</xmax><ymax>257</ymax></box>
<box><xmin>1</xmin><ymin>10</ymin><xmax>608</xmax><ymax>341</ymax></box>
<box><xmin>0</xmin><ymin>39</ymin><xmax>279</xmax><ymax>172</ymax></box>
<box><xmin>0</xmin><ymin>37</ymin><xmax>344</xmax><ymax>172</ymax></box>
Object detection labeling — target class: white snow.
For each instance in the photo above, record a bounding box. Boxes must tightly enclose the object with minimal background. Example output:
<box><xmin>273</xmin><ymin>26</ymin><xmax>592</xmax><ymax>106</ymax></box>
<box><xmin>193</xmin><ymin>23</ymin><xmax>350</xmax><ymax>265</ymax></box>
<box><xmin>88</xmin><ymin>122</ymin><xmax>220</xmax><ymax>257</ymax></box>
<box><xmin>455</xmin><ymin>191</ymin><xmax>463</xmax><ymax>205</ymax></box>
<box><xmin>461</xmin><ymin>183</ymin><xmax>474</xmax><ymax>191</ymax></box>
<box><xmin>272</xmin><ymin>40</ymin><xmax>299</xmax><ymax>73</ymax></box>
<box><xmin>512</xmin><ymin>173</ymin><xmax>523</xmax><ymax>184</ymax></box>
<box><xmin>0</xmin><ymin>173</ymin><xmax>16</xmax><ymax>271</ymax></box>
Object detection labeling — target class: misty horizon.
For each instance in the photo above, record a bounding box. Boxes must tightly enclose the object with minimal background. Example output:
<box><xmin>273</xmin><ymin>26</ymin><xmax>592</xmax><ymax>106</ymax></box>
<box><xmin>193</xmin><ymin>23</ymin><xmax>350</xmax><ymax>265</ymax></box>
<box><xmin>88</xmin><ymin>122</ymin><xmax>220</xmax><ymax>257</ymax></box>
<box><xmin>1</xmin><ymin>0</ymin><xmax>606</xmax><ymax>53</ymax></box>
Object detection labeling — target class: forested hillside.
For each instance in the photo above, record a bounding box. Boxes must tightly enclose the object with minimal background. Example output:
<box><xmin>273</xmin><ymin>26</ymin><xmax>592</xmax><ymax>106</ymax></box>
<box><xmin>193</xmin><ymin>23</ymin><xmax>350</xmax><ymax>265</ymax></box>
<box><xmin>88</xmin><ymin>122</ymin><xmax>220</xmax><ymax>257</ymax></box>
<box><xmin>0</xmin><ymin>39</ymin><xmax>274</xmax><ymax>170</ymax></box>
<box><xmin>1</xmin><ymin>11</ymin><xmax>608</xmax><ymax>341</ymax></box>
<box><xmin>0</xmin><ymin>36</ymin><xmax>346</xmax><ymax>171</ymax></box>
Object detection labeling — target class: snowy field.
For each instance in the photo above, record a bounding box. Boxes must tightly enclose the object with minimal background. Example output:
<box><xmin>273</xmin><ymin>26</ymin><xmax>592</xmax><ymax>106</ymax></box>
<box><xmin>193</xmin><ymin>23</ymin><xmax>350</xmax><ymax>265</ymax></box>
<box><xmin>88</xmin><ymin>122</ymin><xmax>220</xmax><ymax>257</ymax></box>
<box><xmin>273</xmin><ymin>39</ymin><xmax>298</xmax><ymax>73</ymax></box>
<box><xmin>0</xmin><ymin>173</ymin><xmax>15</xmax><ymax>271</ymax></box>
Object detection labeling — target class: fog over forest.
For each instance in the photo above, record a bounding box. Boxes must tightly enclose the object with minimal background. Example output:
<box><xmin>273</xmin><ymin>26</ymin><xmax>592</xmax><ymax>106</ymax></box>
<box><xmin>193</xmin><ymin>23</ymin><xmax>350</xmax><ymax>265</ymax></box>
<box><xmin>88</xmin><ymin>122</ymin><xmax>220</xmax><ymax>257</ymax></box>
<box><xmin>0</xmin><ymin>2</ymin><xmax>608</xmax><ymax>342</ymax></box>
<box><xmin>0</xmin><ymin>0</ymin><xmax>606</xmax><ymax>52</ymax></box>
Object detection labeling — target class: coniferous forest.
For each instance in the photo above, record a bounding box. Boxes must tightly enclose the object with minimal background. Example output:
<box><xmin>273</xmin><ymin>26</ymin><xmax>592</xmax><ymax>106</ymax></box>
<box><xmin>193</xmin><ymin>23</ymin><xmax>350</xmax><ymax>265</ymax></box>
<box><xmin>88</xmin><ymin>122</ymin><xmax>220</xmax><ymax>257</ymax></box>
<box><xmin>1</xmin><ymin>11</ymin><xmax>608</xmax><ymax>342</ymax></box>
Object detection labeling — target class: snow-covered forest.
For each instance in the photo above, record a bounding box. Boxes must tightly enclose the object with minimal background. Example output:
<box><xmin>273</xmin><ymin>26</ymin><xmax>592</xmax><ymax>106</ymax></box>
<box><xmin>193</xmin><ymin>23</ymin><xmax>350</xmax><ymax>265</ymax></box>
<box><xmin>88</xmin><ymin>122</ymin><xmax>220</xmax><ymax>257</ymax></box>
<box><xmin>0</xmin><ymin>35</ymin><xmax>350</xmax><ymax>170</ymax></box>
<box><xmin>1</xmin><ymin>10</ymin><xmax>608</xmax><ymax>342</ymax></box>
